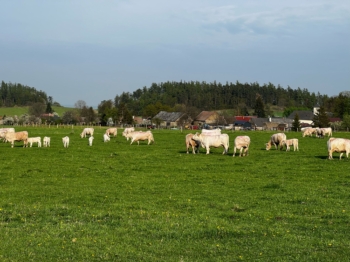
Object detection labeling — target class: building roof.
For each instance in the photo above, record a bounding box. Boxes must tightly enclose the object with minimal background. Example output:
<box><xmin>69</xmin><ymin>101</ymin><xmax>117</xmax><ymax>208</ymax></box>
<box><xmin>153</xmin><ymin>111</ymin><xmax>185</xmax><ymax>122</ymax></box>
<box><xmin>251</xmin><ymin>117</ymin><xmax>293</xmax><ymax>127</ymax></box>
<box><xmin>288</xmin><ymin>111</ymin><xmax>314</xmax><ymax>120</ymax></box>
<box><xmin>195</xmin><ymin>111</ymin><xmax>218</xmax><ymax>121</ymax></box>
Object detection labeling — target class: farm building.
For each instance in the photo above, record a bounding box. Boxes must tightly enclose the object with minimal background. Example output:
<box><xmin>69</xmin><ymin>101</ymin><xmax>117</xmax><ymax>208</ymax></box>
<box><xmin>152</xmin><ymin>111</ymin><xmax>191</xmax><ymax>128</ymax></box>
<box><xmin>193</xmin><ymin>111</ymin><xmax>226</xmax><ymax>127</ymax></box>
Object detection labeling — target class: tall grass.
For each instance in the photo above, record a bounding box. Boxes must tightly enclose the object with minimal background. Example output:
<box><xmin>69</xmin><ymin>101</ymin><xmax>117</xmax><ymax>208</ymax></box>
<box><xmin>0</xmin><ymin>126</ymin><xmax>349</xmax><ymax>261</ymax></box>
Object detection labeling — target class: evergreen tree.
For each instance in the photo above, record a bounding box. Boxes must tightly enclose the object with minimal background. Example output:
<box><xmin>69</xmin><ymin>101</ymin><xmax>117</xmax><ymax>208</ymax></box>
<box><xmin>253</xmin><ymin>95</ymin><xmax>266</xmax><ymax>118</ymax></box>
<box><xmin>313</xmin><ymin>106</ymin><xmax>329</xmax><ymax>127</ymax></box>
<box><xmin>292</xmin><ymin>113</ymin><xmax>301</xmax><ymax>131</ymax></box>
<box><xmin>45</xmin><ymin>102</ymin><xmax>53</xmax><ymax>113</ymax></box>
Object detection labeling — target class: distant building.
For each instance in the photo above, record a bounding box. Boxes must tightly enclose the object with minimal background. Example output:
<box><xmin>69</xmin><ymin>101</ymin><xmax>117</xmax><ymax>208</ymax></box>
<box><xmin>153</xmin><ymin>111</ymin><xmax>191</xmax><ymax>128</ymax></box>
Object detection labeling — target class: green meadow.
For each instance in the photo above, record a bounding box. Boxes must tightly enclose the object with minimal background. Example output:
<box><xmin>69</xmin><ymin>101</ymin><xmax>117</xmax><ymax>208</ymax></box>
<box><xmin>0</xmin><ymin>126</ymin><xmax>350</xmax><ymax>261</ymax></box>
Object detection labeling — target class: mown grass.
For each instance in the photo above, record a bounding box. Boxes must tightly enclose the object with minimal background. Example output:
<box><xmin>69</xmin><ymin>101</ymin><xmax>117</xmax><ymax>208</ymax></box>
<box><xmin>0</xmin><ymin>127</ymin><xmax>350</xmax><ymax>261</ymax></box>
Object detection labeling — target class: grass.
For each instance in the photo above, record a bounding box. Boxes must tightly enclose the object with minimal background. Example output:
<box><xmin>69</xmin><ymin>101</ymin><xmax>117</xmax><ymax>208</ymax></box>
<box><xmin>0</xmin><ymin>126</ymin><xmax>350</xmax><ymax>261</ymax></box>
<box><xmin>0</xmin><ymin>106</ymin><xmax>74</xmax><ymax>117</ymax></box>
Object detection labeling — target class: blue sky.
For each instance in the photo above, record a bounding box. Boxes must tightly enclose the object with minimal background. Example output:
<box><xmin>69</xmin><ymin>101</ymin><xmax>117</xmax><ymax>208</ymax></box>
<box><xmin>1</xmin><ymin>0</ymin><xmax>349</xmax><ymax>108</ymax></box>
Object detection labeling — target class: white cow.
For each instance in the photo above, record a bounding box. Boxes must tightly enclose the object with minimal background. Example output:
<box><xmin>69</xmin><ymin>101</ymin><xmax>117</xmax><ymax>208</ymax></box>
<box><xmin>266</xmin><ymin>133</ymin><xmax>287</xmax><ymax>150</ymax></box>
<box><xmin>281</xmin><ymin>139</ymin><xmax>299</xmax><ymax>151</ymax></box>
<box><xmin>126</xmin><ymin>131</ymin><xmax>154</xmax><ymax>145</ymax></box>
<box><xmin>327</xmin><ymin>137</ymin><xmax>350</xmax><ymax>160</ymax></box>
<box><xmin>302</xmin><ymin>127</ymin><xmax>316</xmax><ymax>137</ymax></box>
<box><xmin>123</xmin><ymin>130</ymin><xmax>141</xmax><ymax>141</ymax></box>
<box><xmin>122</xmin><ymin>127</ymin><xmax>135</xmax><ymax>140</ymax></box>
<box><xmin>80</xmin><ymin>128</ymin><xmax>94</xmax><ymax>138</ymax></box>
<box><xmin>106</xmin><ymin>128</ymin><xmax>117</xmax><ymax>137</ymax></box>
<box><xmin>321</xmin><ymin>127</ymin><xmax>332</xmax><ymax>137</ymax></box>
<box><xmin>103</xmin><ymin>133</ymin><xmax>110</xmax><ymax>142</ymax></box>
<box><xmin>186</xmin><ymin>133</ymin><xmax>200</xmax><ymax>154</ymax></box>
<box><xmin>27</xmin><ymin>137</ymin><xmax>42</xmax><ymax>147</ymax></box>
<box><xmin>62</xmin><ymin>136</ymin><xmax>70</xmax><ymax>148</ymax></box>
<box><xmin>192</xmin><ymin>132</ymin><xmax>229</xmax><ymax>155</ymax></box>
<box><xmin>43</xmin><ymin>136</ymin><xmax>51</xmax><ymax>147</ymax></box>
<box><xmin>0</xmin><ymin>128</ymin><xmax>15</xmax><ymax>142</ymax></box>
<box><xmin>233</xmin><ymin>135</ymin><xmax>250</xmax><ymax>157</ymax></box>
<box><xmin>88</xmin><ymin>136</ymin><xmax>94</xmax><ymax>146</ymax></box>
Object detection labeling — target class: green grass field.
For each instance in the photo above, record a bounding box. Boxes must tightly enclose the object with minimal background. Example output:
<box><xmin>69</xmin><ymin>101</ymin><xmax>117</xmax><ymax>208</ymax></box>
<box><xmin>0</xmin><ymin>106</ymin><xmax>74</xmax><ymax>117</ymax></box>
<box><xmin>0</xmin><ymin>127</ymin><xmax>350</xmax><ymax>261</ymax></box>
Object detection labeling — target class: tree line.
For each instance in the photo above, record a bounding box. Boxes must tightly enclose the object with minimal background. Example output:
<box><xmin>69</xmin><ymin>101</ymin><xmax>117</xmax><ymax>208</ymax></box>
<box><xmin>2</xmin><ymin>80</ymin><xmax>350</xmax><ymax>128</ymax></box>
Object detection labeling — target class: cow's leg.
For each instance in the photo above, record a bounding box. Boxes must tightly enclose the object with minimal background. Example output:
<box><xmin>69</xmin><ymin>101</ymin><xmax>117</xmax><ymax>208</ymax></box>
<box><xmin>233</xmin><ymin>147</ymin><xmax>236</xmax><ymax>157</ymax></box>
<box><xmin>206</xmin><ymin>146</ymin><xmax>210</xmax><ymax>154</ymax></box>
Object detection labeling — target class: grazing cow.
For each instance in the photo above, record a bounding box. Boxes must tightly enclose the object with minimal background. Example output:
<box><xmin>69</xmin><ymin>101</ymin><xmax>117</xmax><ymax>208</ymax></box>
<box><xmin>321</xmin><ymin>127</ymin><xmax>332</xmax><ymax>137</ymax></box>
<box><xmin>315</xmin><ymin>128</ymin><xmax>325</xmax><ymax>138</ymax></box>
<box><xmin>88</xmin><ymin>136</ymin><xmax>94</xmax><ymax>146</ymax></box>
<box><xmin>126</xmin><ymin>131</ymin><xmax>154</xmax><ymax>145</ymax></box>
<box><xmin>106</xmin><ymin>128</ymin><xmax>117</xmax><ymax>137</ymax></box>
<box><xmin>281</xmin><ymin>139</ymin><xmax>299</xmax><ymax>151</ymax></box>
<box><xmin>5</xmin><ymin>131</ymin><xmax>28</xmax><ymax>148</ymax></box>
<box><xmin>103</xmin><ymin>133</ymin><xmax>110</xmax><ymax>142</ymax></box>
<box><xmin>302</xmin><ymin>127</ymin><xmax>316</xmax><ymax>137</ymax></box>
<box><xmin>233</xmin><ymin>136</ymin><xmax>250</xmax><ymax>157</ymax></box>
<box><xmin>80</xmin><ymin>128</ymin><xmax>94</xmax><ymax>138</ymax></box>
<box><xmin>43</xmin><ymin>136</ymin><xmax>51</xmax><ymax>147</ymax></box>
<box><xmin>62</xmin><ymin>136</ymin><xmax>70</xmax><ymax>148</ymax></box>
<box><xmin>27</xmin><ymin>137</ymin><xmax>42</xmax><ymax>147</ymax></box>
<box><xmin>327</xmin><ymin>137</ymin><xmax>350</xmax><ymax>160</ymax></box>
<box><xmin>0</xmin><ymin>128</ymin><xmax>15</xmax><ymax>142</ymax></box>
<box><xmin>186</xmin><ymin>133</ymin><xmax>200</xmax><ymax>154</ymax></box>
<box><xmin>192</xmin><ymin>132</ymin><xmax>229</xmax><ymax>155</ymax></box>
<box><xmin>122</xmin><ymin>127</ymin><xmax>135</xmax><ymax>140</ymax></box>
<box><xmin>266</xmin><ymin>133</ymin><xmax>287</xmax><ymax>150</ymax></box>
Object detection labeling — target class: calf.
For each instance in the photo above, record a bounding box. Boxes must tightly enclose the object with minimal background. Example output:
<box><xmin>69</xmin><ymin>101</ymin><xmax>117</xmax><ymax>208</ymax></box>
<box><xmin>89</xmin><ymin>136</ymin><xmax>94</xmax><ymax>146</ymax></box>
<box><xmin>103</xmin><ymin>133</ymin><xmax>110</xmax><ymax>142</ymax></box>
<box><xmin>43</xmin><ymin>136</ymin><xmax>51</xmax><ymax>147</ymax></box>
<box><xmin>27</xmin><ymin>137</ymin><xmax>42</xmax><ymax>147</ymax></box>
<box><xmin>62</xmin><ymin>136</ymin><xmax>70</xmax><ymax>148</ymax></box>
<box><xmin>186</xmin><ymin>133</ymin><xmax>200</xmax><ymax>154</ymax></box>
<box><xmin>281</xmin><ymin>139</ymin><xmax>299</xmax><ymax>151</ymax></box>
<box><xmin>233</xmin><ymin>135</ymin><xmax>250</xmax><ymax>157</ymax></box>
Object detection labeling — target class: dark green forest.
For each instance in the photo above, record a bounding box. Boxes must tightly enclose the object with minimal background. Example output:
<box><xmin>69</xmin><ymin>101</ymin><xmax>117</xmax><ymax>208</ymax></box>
<box><xmin>112</xmin><ymin>81</ymin><xmax>348</xmax><ymax>119</ymax></box>
<box><xmin>0</xmin><ymin>81</ymin><xmax>48</xmax><ymax>107</ymax></box>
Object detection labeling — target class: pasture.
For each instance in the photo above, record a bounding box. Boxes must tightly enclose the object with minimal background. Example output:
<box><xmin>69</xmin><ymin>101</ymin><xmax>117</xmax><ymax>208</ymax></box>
<box><xmin>0</xmin><ymin>127</ymin><xmax>350</xmax><ymax>261</ymax></box>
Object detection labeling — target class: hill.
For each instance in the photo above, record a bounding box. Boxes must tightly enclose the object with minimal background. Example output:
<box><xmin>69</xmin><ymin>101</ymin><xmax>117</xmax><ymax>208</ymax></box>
<box><xmin>0</xmin><ymin>106</ymin><xmax>75</xmax><ymax>118</ymax></box>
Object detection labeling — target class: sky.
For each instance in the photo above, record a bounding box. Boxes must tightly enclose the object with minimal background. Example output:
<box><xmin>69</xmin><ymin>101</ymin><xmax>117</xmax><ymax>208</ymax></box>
<box><xmin>1</xmin><ymin>0</ymin><xmax>349</xmax><ymax>108</ymax></box>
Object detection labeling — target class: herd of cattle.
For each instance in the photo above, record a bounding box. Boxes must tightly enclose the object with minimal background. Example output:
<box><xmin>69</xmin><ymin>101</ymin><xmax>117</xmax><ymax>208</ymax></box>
<box><xmin>0</xmin><ymin>126</ymin><xmax>349</xmax><ymax>160</ymax></box>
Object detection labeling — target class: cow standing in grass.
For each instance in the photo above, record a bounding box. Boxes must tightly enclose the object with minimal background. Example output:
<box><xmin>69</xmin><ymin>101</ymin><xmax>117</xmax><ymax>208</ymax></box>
<box><xmin>233</xmin><ymin>136</ymin><xmax>250</xmax><ymax>157</ymax></box>
<box><xmin>27</xmin><ymin>137</ymin><xmax>42</xmax><ymax>147</ymax></box>
<box><xmin>281</xmin><ymin>139</ymin><xmax>299</xmax><ymax>151</ymax></box>
<box><xmin>5</xmin><ymin>131</ymin><xmax>28</xmax><ymax>148</ymax></box>
<box><xmin>106</xmin><ymin>128</ymin><xmax>117</xmax><ymax>137</ymax></box>
<box><xmin>62</xmin><ymin>136</ymin><xmax>70</xmax><ymax>148</ymax></box>
<box><xmin>80</xmin><ymin>128</ymin><xmax>94</xmax><ymax>138</ymax></box>
<box><xmin>192</xmin><ymin>132</ymin><xmax>229</xmax><ymax>155</ymax></box>
<box><xmin>327</xmin><ymin>137</ymin><xmax>350</xmax><ymax>160</ymax></box>
<box><xmin>266</xmin><ymin>133</ymin><xmax>286</xmax><ymax>150</ymax></box>
<box><xmin>126</xmin><ymin>131</ymin><xmax>154</xmax><ymax>145</ymax></box>
<box><xmin>43</xmin><ymin>136</ymin><xmax>50</xmax><ymax>147</ymax></box>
